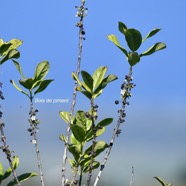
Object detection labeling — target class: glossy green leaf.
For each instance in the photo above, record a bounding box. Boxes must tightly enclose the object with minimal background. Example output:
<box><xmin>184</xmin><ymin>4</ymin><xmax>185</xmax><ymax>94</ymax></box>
<box><xmin>68</xmin><ymin>145</ymin><xmax>81</xmax><ymax>162</ymax></box>
<box><xmin>75</xmin><ymin>111</ymin><xmax>87</xmax><ymax>129</ymax></box>
<box><xmin>3</xmin><ymin>39</ymin><xmax>22</xmax><ymax>56</ymax></box>
<box><xmin>59</xmin><ymin>134</ymin><xmax>67</xmax><ymax>143</ymax></box>
<box><xmin>83</xmin><ymin>161</ymin><xmax>100</xmax><ymax>173</ymax></box>
<box><xmin>1</xmin><ymin>49</ymin><xmax>20</xmax><ymax>64</ymax></box>
<box><xmin>34</xmin><ymin>79</ymin><xmax>53</xmax><ymax>95</ymax></box>
<box><xmin>125</xmin><ymin>28</ymin><xmax>142</xmax><ymax>51</ymax></box>
<box><xmin>107</xmin><ymin>34</ymin><xmax>128</xmax><ymax>57</ymax></box>
<box><xmin>72</xmin><ymin>72</ymin><xmax>82</xmax><ymax>86</ymax></box>
<box><xmin>34</xmin><ymin>61</ymin><xmax>49</xmax><ymax>81</ymax></box>
<box><xmin>143</xmin><ymin>28</ymin><xmax>161</xmax><ymax>42</ymax></box>
<box><xmin>140</xmin><ymin>42</ymin><xmax>166</xmax><ymax>57</ymax></box>
<box><xmin>2</xmin><ymin>156</ymin><xmax>19</xmax><ymax>181</ymax></box>
<box><xmin>93</xmin><ymin>74</ymin><xmax>118</xmax><ymax>99</ymax></box>
<box><xmin>92</xmin><ymin>66</ymin><xmax>107</xmax><ymax>91</ymax></box>
<box><xmin>81</xmin><ymin>70</ymin><xmax>93</xmax><ymax>92</ymax></box>
<box><xmin>85</xmin><ymin>141</ymin><xmax>109</xmax><ymax>158</ymax></box>
<box><xmin>154</xmin><ymin>177</ymin><xmax>167</xmax><ymax>186</ymax></box>
<box><xmin>0</xmin><ymin>163</ymin><xmax>4</xmax><ymax>183</ymax></box>
<box><xmin>19</xmin><ymin>78</ymin><xmax>34</xmax><ymax>90</ymax></box>
<box><xmin>0</xmin><ymin>43</ymin><xmax>12</xmax><ymax>55</ymax></box>
<box><xmin>59</xmin><ymin>111</ymin><xmax>74</xmax><ymax>124</ymax></box>
<box><xmin>70</xmin><ymin>133</ymin><xmax>81</xmax><ymax>147</ymax></box>
<box><xmin>70</xmin><ymin>124</ymin><xmax>86</xmax><ymax>143</ymax></box>
<box><xmin>10</xmin><ymin>80</ymin><xmax>29</xmax><ymax>96</ymax></box>
<box><xmin>118</xmin><ymin>21</ymin><xmax>127</xmax><ymax>35</ymax></box>
<box><xmin>76</xmin><ymin>86</ymin><xmax>92</xmax><ymax>100</ymax></box>
<box><xmin>127</xmin><ymin>52</ymin><xmax>140</xmax><ymax>66</ymax></box>
<box><xmin>97</xmin><ymin>118</ymin><xmax>113</xmax><ymax>127</ymax></box>
<box><xmin>86</xmin><ymin>127</ymin><xmax>105</xmax><ymax>142</ymax></box>
<box><xmin>68</xmin><ymin>159</ymin><xmax>77</xmax><ymax>167</ymax></box>
<box><xmin>7</xmin><ymin>172</ymin><xmax>37</xmax><ymax>186</ymax></box>
<box><xmin>12</xmin><ymin>60</ymin><xmax>25</xmax><ymax>79</ymax></box>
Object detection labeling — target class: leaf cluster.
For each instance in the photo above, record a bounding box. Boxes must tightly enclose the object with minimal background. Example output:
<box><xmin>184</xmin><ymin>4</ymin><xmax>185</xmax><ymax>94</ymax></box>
<box><xmin>107</xmin><ymin>21</ymin><xmax>166</xmax><ymax>66</ymax></box>
<box><xmin>0</xmin><ymin>38</ymin><xmax>22</xmax><ymax>65</ymax></box>
<box><xmin>60</xmin><ymin>110</ymin><xmax>112</xmax><ymax>175</ymax></box>
<box><xmin>0</xmin><ymin>156</ymin><xmax>37</xmax><ymax>186</ymax></box>
<box><xmin>10</xmin><ymin>61</ymin><xmax>53</xmax><ymax>100</ymax></box>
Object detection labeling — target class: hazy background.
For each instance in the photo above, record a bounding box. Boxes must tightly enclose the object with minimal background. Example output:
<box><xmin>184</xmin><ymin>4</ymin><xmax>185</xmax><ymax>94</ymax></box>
<box><xmin>1</xmin><ymin>0</ymin><xmax>186</xmax><ymax>185</ymax></box>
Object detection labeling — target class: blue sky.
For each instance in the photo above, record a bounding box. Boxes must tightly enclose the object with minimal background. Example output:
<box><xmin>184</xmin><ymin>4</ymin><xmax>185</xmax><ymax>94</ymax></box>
<box><xmin>1</xmin><ymin>0</ymin><xmax>186</xmax><ymax>185</ymax></box>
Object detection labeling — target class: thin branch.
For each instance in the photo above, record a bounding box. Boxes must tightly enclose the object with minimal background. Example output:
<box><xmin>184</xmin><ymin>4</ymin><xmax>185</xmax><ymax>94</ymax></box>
<box><xmin>61</xmin><ymin>1</ymin><xmax>87</xmax><ymax>185</ymax></box>
<box><xmin>94</xmin><ymin>67</ymin><xmax>135</xmax><ymax>186</ymax></box>
<box><xmin>28</xmin><ymin>100</ymin><xmax>45</xmax><ymax>186</ymax></box>
<box><xmin>129</xmin><ymin>166</ymin><xmax>134</xmax><ymax>186</ymax></box>
<box><xmin>0</xmin><ymin>82</ymin><xmax>21</xmax><ymax>186</ymax></box>
<box><xmin>86</xmin><ymin>100</ymin><xmax>97</xmax><ymax>186</ymax></box>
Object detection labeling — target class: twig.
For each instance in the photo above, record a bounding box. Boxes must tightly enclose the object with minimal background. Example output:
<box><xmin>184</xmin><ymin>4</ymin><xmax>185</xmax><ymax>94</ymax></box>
<box><xmin>86</xmin><ymin>100</ymin><xmax>97</xmax><ymax>186</ymax></box>
<box><xmin>129</xmin><ymin>166</ymin><xmax>134</xmax><ymax>186</ymax></box>
<box><xmin>61</xmin><ymin>1</ymin><xmax>87</xmax><ymax>186</ymax></box>
<box><xmin>28</xmin><ymin>98</ymin><xmax>45</xmax><ymax>186</ymax></box>
<box><xmin>93</xmin><ymin>67</ymin><xmax>135</xmax><ymax>186</ymax></box>
<box><xmin>0</xmin><ymin>82</ymin><xmax>21</xmax><ymax>186</ymax></box>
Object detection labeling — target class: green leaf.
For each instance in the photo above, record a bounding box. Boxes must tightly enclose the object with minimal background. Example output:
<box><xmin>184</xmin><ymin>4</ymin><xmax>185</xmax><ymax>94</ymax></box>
<box><xmin>76</xmin><ymin>86</ymin><xmax>92</xmax><ymax>100</ymax></box>
<box><xmin>12</xmin><ymin>60</ymin><xmax>25</xmax><ymax>79</ymax></box>
<box><xmin>3</xmin><ymin>39</ymin><xmax>22</xmax><ymax>55</ymax></box>
<box><xmin>83</xmin><ymin>161</ymin><xmax>100</xmax><ymax>173</ymax></box>
<box><xmin>97</xmin><ymin>118</ymin><xmax>113</xmax><ymax>127</ymax></box>
<box><xmin>72</xmin><ymin>72</ymin><xmax>82</xmax><ymax>86</ymax></box>
<box><xmin>140</xmin><ymin>42</ymin><xmax>166</xmax><ymax>57</ymax></box>
<box><xmin>34</xmin><ymin>61</ymin><xmax>49</xmax><ymax>81</ymax></box>
<box><xmin>0</xmin><ymin>163</ymin><xmax>4</xmax><ymax>183</ymax></box>
<box><xmin>68</xmin><ymin>145</ymin><xmax>81</xmax><ymax>162</ymax></box>
<box><xmin>85</xmin><ymin>141</ymin><xmax>109</xmax><ymax>158</ymax></box>
<box><xmin>1</xmin><ymin>49</ymin><xmax>20</xmax><ymax>64</ymax></box>
<box><xmin>92</xmin><ymin>66</ymin><xmax>107</xmax><ymax>91</ymax></box>
<box><xmin>75</xmin><ymin>111</ymin><xmax>87</xmax><ymax>129</ymax></box>
<box><xmin>0</xmin><ymin>43</ymin><xmax>12</xmax><ymax>55</ymax></box>
<box><xmin>125</xmin><ymin>28</ymin><xmax>142</xmax><ymax>51</ymax></box>
<box><xmin>0</xmin><ymin>38</ymin><xmax>3</xmax><ymax>46</ymax></box>
<box><xmin>59</xmin><ymin>111</ymin><xmax>74</xmax><ymax>124</ymax></box>
<box><xmin>12</xmin><ymin>156</ymin><xmax>19</xmax><ymax>170</ymax></box>
<box><xmin>81</xmin><ymin>70</ymin><xmax>93</xmax><ymax>92</ymax></box>
<box><xmin>127</xmin><ymin>52</ymin><xmax>140</xmax><ymax>66</ymax></box>
<box><xmin>10</xmin><ymin>80</ymin><xmax>29</xmax><ymax>96</ymax></box>
<box><xmin>154</xmin><ymin>177</ymin><xmax>166</xmax><ymax>186</ymax></box>
<box><xmin>86</xmin><ymin>127</ymin><xmax>105</xmax><ymax>142</ymax></box>
<box><xmin>70</xmin><ymin>133</ymin><xmax>81</xmax><ymax>146</ymax></box>
<box><xmin>34</xmin><ymin>79</ymin><xmax>53</xmax><ymax>95</ymax></box>
<box><xmin>143</xmin><ymin>28</ymin><xmax>161</xmax><ymax>42</ymax></box>
<box><xmin>68</xmin><ymin>159</ymin><xmax>77</xmax><ymax>167</ymax></box>
<box><xmin>118</xmin><ymin>21</ymin><xmax>127</xmax><ymax>35</ymax></box>
<box><xmin>59</xmin><ymin>134</ymin><xmax>67</xmax><ymax>143</ymax></box>
<box><xmin>107</xmin><ymin>34</ymin><xmax>128</xmax><ymax>57</ymax></box>
<box><xmin>7</xmin><ymin>172</ymin><xmax>37</xmax><ymax>186</ymax></box>
<box><xmin>93</xmin><ymin>74</ymin><xmax>118</xmax><ymax>99</ymax></box>
<box><xmin>19</xmin><ymin>78</ymin><xmax>34</xmax><ymax>90</ymax></box>
<box><xmin>2</xmin><ymin>156</ymin><xmax>19</xmax><ymax>181</ymax></box>
<box><xmin>71</xmin><ymin>124</ymin><xmax>86</xmax><ymax>143</ymax></box>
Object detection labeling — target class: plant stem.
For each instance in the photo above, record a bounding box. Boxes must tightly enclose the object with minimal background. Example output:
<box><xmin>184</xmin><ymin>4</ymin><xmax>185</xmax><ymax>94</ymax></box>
<box><xmin>129</xmin><ymin>166</ymin><xmax>134</xmax><ymax>186</ymax></box>
<box><xmin>0</xmin><ymin>83</ymin><xmax>21</xmax><ymax>186</ymax></box>
<box><xmin>93</xmin><ymin>67</ymin><xmax>134</xmax><ymax>186</ymax></box>
<box><xmin>61</xmin><ymin>1</ymin><xmax>86</xmax><ymax>186</ymax></box>
<box><xmin>29</xmin><ymin>100</ymin><xmax>45</xmax><ymax>186</ymax></box>
<box><xmin>86</xmin><ymin>99</ymin><xmax>97</xmax><ymax>186</ymax></box>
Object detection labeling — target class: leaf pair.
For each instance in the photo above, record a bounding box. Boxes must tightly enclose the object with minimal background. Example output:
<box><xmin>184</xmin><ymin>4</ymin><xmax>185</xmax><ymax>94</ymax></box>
<box><xmin>0</xmin><ymin>156</ymin><xmax>37</xmax><ymax>186</ymax></box>
<box><xmin>107</xmin><ymin>21</ymin><xmax>166</xmax><ymax>66</ymax></box>
<box><xmin>72</xmin><ymin>66</ymin><xmax>118</xmax><ymax>100</ymax></box>
<box><xmin>0</xmin><ymin>38</ymin><xmax>22</xmax><ymax>65</ymax></box>
<box><xmin>10</xmin><ymin>61</ymin><xmax>53</xmax><ymax>99</ymax></box>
